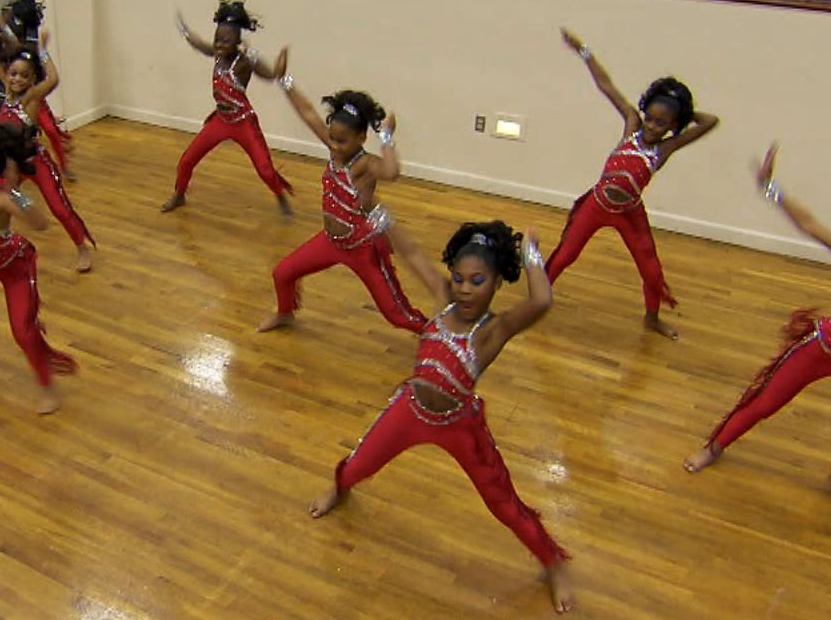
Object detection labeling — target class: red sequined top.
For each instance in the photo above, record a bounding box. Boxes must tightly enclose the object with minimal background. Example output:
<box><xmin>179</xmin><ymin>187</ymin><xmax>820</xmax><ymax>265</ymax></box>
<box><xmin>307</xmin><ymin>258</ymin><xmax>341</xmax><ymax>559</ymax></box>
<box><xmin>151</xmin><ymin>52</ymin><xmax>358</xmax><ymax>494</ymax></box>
<box><xmin>593</xmin><ymin>131</ymin><xmax>661</xmax><ymax>213</ymax></box>
<box><xmin>410</xmin><ymin>304</ymin><xmax>491</xmax><ymax>405</ymax></box>
<box><xmin>321</xmin><ymin>149</ymin><xmax>381</xmax><ymax>249</ymax></box>
<box><xmin>212</xmin><ymin>53</ymin><xmax>254</xmax><ymax>123</ymax></box>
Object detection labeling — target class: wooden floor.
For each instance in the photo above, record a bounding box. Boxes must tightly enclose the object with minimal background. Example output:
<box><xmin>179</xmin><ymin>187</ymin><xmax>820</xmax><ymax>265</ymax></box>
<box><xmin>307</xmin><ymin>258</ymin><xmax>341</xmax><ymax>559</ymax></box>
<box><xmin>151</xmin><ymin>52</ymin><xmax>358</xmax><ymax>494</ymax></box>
<box><xmin>1</xmin><ymin>117</ymin><xmax>830</xmax><ymax>620</ymax></box>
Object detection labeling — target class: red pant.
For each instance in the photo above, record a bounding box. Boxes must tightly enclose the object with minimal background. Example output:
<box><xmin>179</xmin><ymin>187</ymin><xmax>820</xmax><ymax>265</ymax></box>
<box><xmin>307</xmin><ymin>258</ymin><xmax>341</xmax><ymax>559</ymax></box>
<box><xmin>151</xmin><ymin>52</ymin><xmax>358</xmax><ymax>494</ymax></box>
<box><xmin>8</xmin><ymin>150</ymin><xmax>94</xmax><ymax>247</ymax></box>
<box><xmin>271</xmin><ymin>232</ymin><xmax>427</xmax><ymax>333</ymax></box>
<box><xmin>1</xmin><ymin>240</ymin><xmax>77</xmax><ymax>386</ymax></box>
<box><xmin>174</xmin><ymin>112</ymin><xmax>291</xmax><ymax>197</ymax></box>
<box><xmin>38</xmin><ymin>102</ymin><xmax>70</xmax><ymax>173</ymax></box>
<box><xmin>710</xmin><ymin>315</ymin><xmax>831</xmax><ymax>449</ymax></box>
<box><xmin>335</xmin><ymin>384</ymin><xmax>570</xmax><ymax>567</ymax></box>
<box><xmin>545</xmin><ymin>191</ymin><xmax>676</xmax><ymax>312</ymax></box>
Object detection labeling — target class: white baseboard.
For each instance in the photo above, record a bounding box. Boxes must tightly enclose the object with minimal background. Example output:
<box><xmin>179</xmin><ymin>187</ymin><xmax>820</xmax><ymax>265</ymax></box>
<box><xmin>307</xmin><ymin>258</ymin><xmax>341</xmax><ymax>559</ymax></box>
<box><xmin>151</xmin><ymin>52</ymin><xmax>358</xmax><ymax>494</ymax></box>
<box><xmin>65</xmin><ymin>105</ymin><xmax>110</xmax><ymax>131</ymax></box>
<box><xmin>105</xmin><ymin>105</ymin><xmax>829</xmax><ymax>264</ymax></box>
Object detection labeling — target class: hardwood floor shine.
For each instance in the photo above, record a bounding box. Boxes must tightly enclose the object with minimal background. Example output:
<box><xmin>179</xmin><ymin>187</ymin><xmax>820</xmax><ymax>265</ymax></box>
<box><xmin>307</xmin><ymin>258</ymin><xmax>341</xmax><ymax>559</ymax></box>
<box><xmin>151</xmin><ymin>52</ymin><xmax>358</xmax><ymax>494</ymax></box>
<box><xmin>0</xmin><ymin>118</ymin><xmax>829</xmax><ymax>619</ymax></box>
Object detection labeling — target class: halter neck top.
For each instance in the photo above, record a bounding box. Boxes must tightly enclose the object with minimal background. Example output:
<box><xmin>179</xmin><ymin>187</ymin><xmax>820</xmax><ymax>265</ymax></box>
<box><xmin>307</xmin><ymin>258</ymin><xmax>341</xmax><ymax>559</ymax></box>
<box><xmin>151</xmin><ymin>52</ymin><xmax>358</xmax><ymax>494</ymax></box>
<box><xmin>212</xmin><ymin>53</ymin><xmax>254</xmax><ymax>123</ymax></box>
<box><xmin>321</xmin><ymin>149</ymin><xmax>380</xmax><ymax>249</ymax></box>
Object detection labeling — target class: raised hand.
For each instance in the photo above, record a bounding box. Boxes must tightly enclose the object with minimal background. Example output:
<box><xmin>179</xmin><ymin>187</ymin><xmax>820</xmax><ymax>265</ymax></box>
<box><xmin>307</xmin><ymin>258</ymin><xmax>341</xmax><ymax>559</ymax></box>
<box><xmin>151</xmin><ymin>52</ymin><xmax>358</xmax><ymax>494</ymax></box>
<box><xmin>39</xmin><ymin>28</ymin><xmax>49</xmax><ymax>50</ymax></box>
<box><xmin>275</xmin><ymin>46</ymin><xmax>288</xmax><ymax>80</ymax></box>
<box><xmin>757</xmin><ymin>143</ymin><xmax>778</xmax><ymax>190</ymax></box>
<box><xmin>560</xmin><ymin>28</ymin><xmax>584</xmax><ymax>54</ymax></box>
<box><xmin>381</xmin><ymin>112</ymin><xmax>396</xmax><ymax>136</ymax></box>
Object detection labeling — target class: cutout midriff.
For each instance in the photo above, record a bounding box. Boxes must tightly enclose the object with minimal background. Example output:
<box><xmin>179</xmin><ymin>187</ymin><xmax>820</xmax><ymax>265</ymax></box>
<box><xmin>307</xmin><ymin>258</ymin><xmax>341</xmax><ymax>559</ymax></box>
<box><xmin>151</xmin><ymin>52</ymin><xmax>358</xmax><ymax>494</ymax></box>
<box><xmin>323</xmin><ymin>214</ymin><xmax>354</xmax><ymax>239</ymax></box>
<box><xmin>410</xmin><ymin>380</ymin><xmax>462</xmax><ymax>415</ymax></box>
<box><xmin>602</xmin><ymin>185</ymin><xmax>635</xmax><ymax>205</ymax></box>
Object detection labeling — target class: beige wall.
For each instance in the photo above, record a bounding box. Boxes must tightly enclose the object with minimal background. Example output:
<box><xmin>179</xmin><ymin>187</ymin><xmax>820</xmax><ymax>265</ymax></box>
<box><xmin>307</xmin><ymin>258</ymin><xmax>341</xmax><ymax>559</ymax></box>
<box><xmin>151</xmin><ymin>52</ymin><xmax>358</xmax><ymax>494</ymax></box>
<box><xmin>60</xmin><ymin>0</ymin><xmax>831</xmax><ymax>261</ymax></box>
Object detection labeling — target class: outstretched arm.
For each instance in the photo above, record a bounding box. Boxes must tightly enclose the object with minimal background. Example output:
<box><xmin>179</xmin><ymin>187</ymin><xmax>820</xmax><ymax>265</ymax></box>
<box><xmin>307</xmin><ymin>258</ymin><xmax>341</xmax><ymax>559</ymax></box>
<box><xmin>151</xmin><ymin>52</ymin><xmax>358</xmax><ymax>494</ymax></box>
<box><xmin>385</xmin><ymin>218</ymin><xmax>450</xmax><ymax>308</ymax></box>
<box><xmin>275</xmin><ymin>47</ymin><xmax>332</xmax><ymax>148</ymax></box>
<box><xmin>365</xmin><ymin>113</ymin><xmax>401</xmax><ymax>182</ymax></box>
<box><xmin>177</xmin><ymin>11</ymin><xmax>214</xmax><ymax>56</ymax></box>
<box><xmin>660</xmin><ymin>111</ymin><xmax>719</xmax><ymax>159</ymax></box>
<box><xmin>561</xmin><ymin>28</ymin><xmax>640</xmax><ymax>136</ymax></box>
<box><xmin>758</xmin><ymin>144</ymin><xmax>831</xmax><ymax>251</ymax></box>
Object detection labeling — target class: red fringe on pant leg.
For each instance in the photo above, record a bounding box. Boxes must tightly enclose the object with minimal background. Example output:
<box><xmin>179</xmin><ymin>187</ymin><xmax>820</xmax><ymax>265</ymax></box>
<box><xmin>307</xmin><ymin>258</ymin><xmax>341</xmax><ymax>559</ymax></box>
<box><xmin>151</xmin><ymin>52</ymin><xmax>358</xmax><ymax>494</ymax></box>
<box><xmin>544</xmin><ymin>191</ymin><xmax>591</xmax><ymax>277</ymax></box>
<box><xmin>24</xmin><ymin>247</ymin><xmax>78</xmax><ymax>378</ymax></box>
<box><xmin>707</xmin><ymin>308</ymin><xmax>819</xmax><ymax>446</ymax></box>
<box><xmin>469</xmin><ymin>401</ymin><xmax>571</xmax><ymax>566</ymax></box>
<box><xmin>661</xmin><ymin>280</ymin><xmax>678</xmax><ymax>309</ymax></box>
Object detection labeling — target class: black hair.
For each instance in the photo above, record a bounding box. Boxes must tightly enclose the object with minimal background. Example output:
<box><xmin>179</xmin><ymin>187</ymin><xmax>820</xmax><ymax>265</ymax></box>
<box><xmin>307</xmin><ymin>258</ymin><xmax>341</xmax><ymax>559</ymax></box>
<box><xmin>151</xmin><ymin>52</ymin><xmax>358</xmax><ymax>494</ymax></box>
<box><xmin>213</xmin><ymin>1</ymin><xmax>259</xmax><ymax>35</ymax></box>
<box><xmin>322</xmin><ymin>90</ymin><xmax>386</xmax><ymax>134</ymax></box>
<box><xmin>0</xmin><ymin>123</ymin><xmax>38</xmax><ymax>176</ymax></box>
<box><xmin>638</xmin><ymin>77</ymin><xmax>694</xmax><ymax>135</ymax></box>
<box><xmin>7</xmin><ymin>47</ymin><xmax>43</xmax><ymax>81</ymax></box>
<box><xmin>7</xmin><ymin>0</ymin><xmax>44</xmax><ymax>41</ymax></box>
<box><xmin>442</xmin><ymin>221</ymin><xmax>523</xmax><ymax>283</ymax></box>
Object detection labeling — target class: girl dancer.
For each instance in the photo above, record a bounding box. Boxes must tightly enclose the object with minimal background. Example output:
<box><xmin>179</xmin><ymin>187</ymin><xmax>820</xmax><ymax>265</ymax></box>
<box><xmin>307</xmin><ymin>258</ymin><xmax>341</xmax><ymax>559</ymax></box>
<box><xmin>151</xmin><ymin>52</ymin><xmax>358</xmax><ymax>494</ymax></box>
<box><xmin>685</xmin><ymin>145</ymin><xmax>831</xmax><ymax>472</ymax></box>
<box><xmin>163</xmin><ymin>1</ymin><xmax>292</xmax><ymax>214</ymax></box>
<box><xmin>0</xmin><ymin>31</ymin><xmax>94</xmax><ymax>272</ymax></box>
<box><xmin>0</xmin><ymin>1</ymin><xmax>76</xmax><ymax>182</ymax></box>
<box><xmin>546</xmin><ymin>29</ymin><xmax>719</xmax><ymax>339</ymax></box>
<box><xmin>0</xmin><ymin>123</ymin><xmax>77</xmax><ymax>414</ymax></box>
<box><xmin>257</xmin><ymin>49</ymin><xmax>426</xmax><ymax>333</ymax></box>
<box><xmin>308</xmin><ymin>217</ymin><xmax>573</xmax><ymax>613</ymax></box>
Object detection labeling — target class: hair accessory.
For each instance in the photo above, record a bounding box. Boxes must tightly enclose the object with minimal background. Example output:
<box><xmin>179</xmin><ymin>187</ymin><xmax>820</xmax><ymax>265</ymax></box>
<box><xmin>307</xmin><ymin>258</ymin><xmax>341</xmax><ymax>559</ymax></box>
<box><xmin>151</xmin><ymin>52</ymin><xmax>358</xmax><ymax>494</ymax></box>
<box><xmin>342</xmin><ymin>103</ymin><xmax>360</xmax><ymax>117</ymax></box>
<box><xmin>278</xmin><ymin>74</ymin><xmax>294</xmax><ymax>92</ymax></box>
<box><xmin>19</xmin><ymin>50</ymin><xmax>32</xmax><ymax>60</ymax></box>
<box><xmin>470</xmin><ymin>233</ymin><xmax>494</xmax><ymax>247</ymax></box>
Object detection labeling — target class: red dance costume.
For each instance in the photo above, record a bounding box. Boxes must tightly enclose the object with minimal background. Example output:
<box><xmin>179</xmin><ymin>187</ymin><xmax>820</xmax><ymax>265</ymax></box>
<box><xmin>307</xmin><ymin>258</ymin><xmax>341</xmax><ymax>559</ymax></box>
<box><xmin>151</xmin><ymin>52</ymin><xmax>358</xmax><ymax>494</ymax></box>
<box><xmin>545</xmin><ymin>131</ymin><xmax>676</xmax><ymax>312</ymax></box>
<box><xmin>707</xmin><ymin>310</ymin><xmax>831</xmax><ymax>450</ymax></box>
<box><xmin>0</xmin><ymin>99</ymin><xmax>94</xmax><ymax>246</ymax></box>
<box><xmin>37</xmin><ymin>100</ymin><xmax>71</xmax><ymax>174</ymax></box>
<box><xmin>173</xmin><ymin>52</ymin><xmax>291</xmax><ymax>198</ymax></box>
<box><xmin>1</xmin><ymin>229</ymin><xmax>77</xmax><ymax>385</ymax></box>
<box><xmin>270</xmin><ymin>149</ymin><xmax>426</xmax><ymax>332</ymax></box>
<box><xmin>335</xmin><ymin>304</ymin><xmax>570</xmax><ymax>567</ymax></box>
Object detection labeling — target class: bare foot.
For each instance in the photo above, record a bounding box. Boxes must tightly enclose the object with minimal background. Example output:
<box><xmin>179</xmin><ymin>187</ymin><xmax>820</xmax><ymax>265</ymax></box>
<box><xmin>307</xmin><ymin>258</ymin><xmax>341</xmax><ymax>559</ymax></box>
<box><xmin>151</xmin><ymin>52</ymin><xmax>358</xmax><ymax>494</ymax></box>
<box><xmin>161</xmin><ymin>194</ymin><xmax>186</xmax><ymax>213</ymax></box>
<box><xmin>309</xmin><ymin>484</ymin><xmax>343</xmax><ymax>518</ymax></box>
<box><xmin>644</xmin><ymin>312</ymin><xmax>678</xmax><ymax>340</ymax></box>
<box><xmin>546</xmin><ymin>562</ymin><xmax>574</xmax><ymax>614</ymax></box>
<box><xmin>277</xmin><ymin>193</ymin><xmax>293</xmax><ymax>216</ymax></box>
<box><xmin>257</xmin><ymin>311</ymin><xmax>295</xmax><ymax>332</ymax></box>
<box><xmin>36</xmin><ymin>385</ymin><xmax>61</xmax><ymax>414</ymax></box>
<box><xmin>76</xmin><ymin>244</ymin><xmax>92</xmax><ymax>273</ymax></box>
<box><xmin>683</xmin><ymin>443</ymin><xmax>722</xmax><ymax>473</ymax></box>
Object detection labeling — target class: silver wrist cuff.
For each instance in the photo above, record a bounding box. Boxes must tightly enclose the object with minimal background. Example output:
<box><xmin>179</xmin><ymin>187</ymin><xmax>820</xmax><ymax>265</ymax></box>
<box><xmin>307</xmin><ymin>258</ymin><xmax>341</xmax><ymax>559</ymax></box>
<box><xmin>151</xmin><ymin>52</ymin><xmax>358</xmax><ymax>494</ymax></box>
<box><xmin>762</xmin><ymin>179</ymin><xmax>784</xmax><ymax>204</ymax></box>
<box><xmin>9</xmin><ymin>188</ymin><xmax>33</xmax><ymax>212</ymax></box>
<box><xmin>579</xmin><ymin>45</ymin><xmax>592</xmax><ymax>62</ymax></box>
<box><xmin>245</xmin><ymin>48</ymin><xmax>259</xmax><ymax>64</ymax></box>
<box><xmin>278</xmin><ymin>74</ymin><xmax>294</xmax><ymax>92</ymax></box>
<box><xmin>2</xmin><ymin>25</ymin><xmax>16</xmax><ymax>40</ymax></box>
<box><xmin>523</xmin><ymin>242</ymin><xmax>544</xmax><ymax>269</ymax></box>
<box><xmin>38</xmin><ymin>50</ymin><xmax>50</xmax><ymax>64</ymax></box>
<box><xmin>367</xmin><ymin>205</ymin><xmax>394</xmax><ymax>234</ymax></box>
<box><xmin>378</xmin><ymin>129</ymin><xmax>395</xmax><ymax>148</ymax></box>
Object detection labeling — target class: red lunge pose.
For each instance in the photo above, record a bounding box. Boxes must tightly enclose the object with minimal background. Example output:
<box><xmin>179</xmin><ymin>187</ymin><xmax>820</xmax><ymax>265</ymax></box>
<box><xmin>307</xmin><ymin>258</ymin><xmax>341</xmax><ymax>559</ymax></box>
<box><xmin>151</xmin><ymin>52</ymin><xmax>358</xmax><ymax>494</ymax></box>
<box><xmin>0</xmin><ymin>124</ymin><xmax>77</xmax><ymax>414</ymax></box>
<box><xmin>257</xmin><ymin>49</ymin><xmax>426</xmax><ymax>333</ymax></box>
<box><xmin>163</xmin><ymin>2</ymin><xmax>292</xmax><ymax>214</ymax></box>
<box><xmin>309</xmin><ymin>218</ymin><xmax>574</xmax><ymax>614</ymax></box>
<box><xmin>0</xmin><ymin>33</ymin><xmax>94</xmax><ymax>272</ymax></box>
<box><xmin>685</xmin><ymin>146</ymin><xmax>831</xmax><ymax>473</ymax></box>
<box><xmin>546</xmin><ymin>29</ymin><xmax>718</xmax><ymax>339</ymax></box>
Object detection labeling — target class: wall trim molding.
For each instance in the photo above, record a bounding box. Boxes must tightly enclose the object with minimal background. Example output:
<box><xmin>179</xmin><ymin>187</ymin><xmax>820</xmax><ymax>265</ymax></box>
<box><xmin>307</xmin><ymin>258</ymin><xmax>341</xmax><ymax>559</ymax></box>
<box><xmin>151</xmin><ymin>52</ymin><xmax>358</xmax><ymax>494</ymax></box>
<box><xmin>102</xmin><ymin>104</ymin><xmax>829</xmax><ymax>264</ymax></box>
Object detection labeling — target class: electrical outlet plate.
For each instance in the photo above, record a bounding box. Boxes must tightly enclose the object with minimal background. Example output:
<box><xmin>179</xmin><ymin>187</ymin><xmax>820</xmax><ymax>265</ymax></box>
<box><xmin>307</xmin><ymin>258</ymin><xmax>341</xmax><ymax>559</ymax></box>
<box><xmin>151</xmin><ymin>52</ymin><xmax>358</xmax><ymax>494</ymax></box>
<box><xmin>492</xmin><ymin>113</ymin><xmax>525</xmax><ymax>141</ymax></box>
<box><xmin>474</xmin><ymin>115</ymin><xmax>486</xmax><ymax>132</ymax></box>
